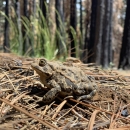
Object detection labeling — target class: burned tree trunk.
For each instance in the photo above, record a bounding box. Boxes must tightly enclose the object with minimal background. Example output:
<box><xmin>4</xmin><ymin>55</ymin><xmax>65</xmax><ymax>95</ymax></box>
<box><xmin>63</xmin><ymin>0</ymin><xmax>70</xmax><ymax>57</ymax></box>
<box><xmin>80</xmin><ymin>0</ymin><xmax>82</xmax><ymax>35</ymax></box>
<box><xmin>39</xmin><ymin>0</ymin><xmax>46</xmax><ymax>18</ymax></box>
<box><xmin>108</xmin><ymin>0</ymin><xmax>113</xmax><ymax>64</ymax></box>
<box><xmin>118</xmin><ymin>0</ymin><xmax>130</xmax><ymax>69</ymax></box>
<box><xmin>70</xmin><ymin>0</ymin><xmax>77</xmax><ymax>57</ymax></box>
<box><xmin>49</xmin><ymin>0</ymin><xmax>56</xmax><ymax>43</ymax></box>
<box><xmin>22</xmin><ymin>0</ymin><xmax>29</xmax><ymax>55</ymax></box>
<box><xmin>87</xmin><ymin>0</ymin><xmax>113</xmax><ymax>68</ymax></box>
<box><xmin>96</xmin><ymin>0</ymin><xmax>113</xmax><ymax>67</ymax></box>
<box><xmin>21</xmin><ymin>0</ymin><xmax>34</xmax><ymax>56</ymax></box>
<box><xmin>15</xmin><ymin>0</ymin><xmax>23</xmax><ymax>55</ymax></box>
<box><xmin>39</xmin><ymin>0</ymin><xmax>47</xmax><ymax>56</ymax></box>
<box><xmin>55</xmin><ymin>0</ymin><xmax>66</xmax><ymax>58</ymax></box>
<box><xmin>94</xmin><ymin>0</ymin><xmax>105</xmax><ymax>65</ymax></box>
<box><xmin>82</xmin><ymin>0</ymin><xmax>91</xmax><ymax>62</ymax></box>
<box><xmin>4</xmin><ymin>0</ymin><xmax>10</xmax><ymax>52</ymax></box>
<box><xmin>18</xmin><ymin>0</ymin><xmax>34</xmax><ymax>56</ymax></box>
<box><xmin>102</xmin><ymin>0</ymin><xmax>111</xmax><ymax>68</ymax></box>
<box><xmin>86</xmin><ymin>0</ymin><xmax>98</xmax><ymax>63</ymax></box>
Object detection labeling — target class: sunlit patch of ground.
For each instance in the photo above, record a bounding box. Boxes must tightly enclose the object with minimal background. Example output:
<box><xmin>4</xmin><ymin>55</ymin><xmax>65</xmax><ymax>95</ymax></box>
<box><xmin>114</xmin><ymin>70</ymin><xmax>130</xmax><ymax>76</ymax></box>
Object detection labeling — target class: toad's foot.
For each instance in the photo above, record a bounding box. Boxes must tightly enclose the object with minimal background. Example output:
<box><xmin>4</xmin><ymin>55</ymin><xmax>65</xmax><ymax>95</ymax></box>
<box><xmin>64</xmin><ymin>96</ymin><xmax>73</xmax><ymax>100</ymax></box>
<box><xmin>77</xmin><ymin>89</ymin><xmax>96</xmax><ymax>101</ymax></box>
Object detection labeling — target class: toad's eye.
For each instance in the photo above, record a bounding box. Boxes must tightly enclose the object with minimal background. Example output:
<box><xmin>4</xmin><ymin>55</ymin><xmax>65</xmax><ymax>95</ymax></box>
<box><xmin>39</xmin><ymin>59</ymin><xmax>47</xmax><ymax>66</ymax></box>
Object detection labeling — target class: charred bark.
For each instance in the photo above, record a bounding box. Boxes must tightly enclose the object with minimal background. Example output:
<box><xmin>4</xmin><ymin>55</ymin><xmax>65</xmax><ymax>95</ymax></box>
<box><xmin>102</xmin><ymin>0</ymin><xmax>111</xmax><ymax>68</ymax></box>
<box><xmin>21</xmin><ymin>0</ymin><xmax>34</xmax><ymax>56</ymax></box>
<box><xmin>39</xmin><ymin>0</ymin><xmax>46</xmax><ymax>18</ymax></box>
<box><xmin>86</xmin><ymin>0</ymin><xmax>98</xmax><ymax>63</ymax></box>
<box><xmin>80</xmin><ymin>0</ymin><xmax>82</xmax><ymax>35</ymax></box>
<box><xmin>55</xmin><ymin>0</ymin><xmax>66</xmax><ymax>58</ymax></box>
<box><xmin>82</xmin><ymin>0</ymin><xmax>91</xmax><ymax>62</ymax></box>
<box><xmin>87</xmin><ymin>0</ymin><xmax>113</xmax><ymax>68</ymax></box>
<box><xmin>94</xmin><ymin>0</ymin><xmax>105</xmax><ymax>65</ymax></box>
<box><xmin>118</xmin><ymin>0</ymin><xmax>130</xmax><ymax>69</ymax></box>
<box><xmin>108</xmin><ymin>0</ymin><xmax>113</xmax><ymax>64</ymax></box>
<box><xmin>96</xmin><ymin>0</ymin><xmax>113</xmax><ymax>67</ymax></box>
<box><xmin>15</xmin><ymin>0</ymin><xmax>23</xmax><ymax>55</ymax></box>
<box><xmin>4</xmin><ymin>0</ymin><xmax>10</xmax><ymax>52</ymax></box>
<box><xmin>70</xmin><ymin>0</ymin><xmax>77</xmax><ymax>57</ymax></box>
<box><xmin>22</xmin><ymin>0</ymin><xmax>29</xmax><ymax>55</ymax></box>
<box><xmin>39</xmin><ymin>0</ymin><xmax>47</xmax><ymax>56</ymax></box>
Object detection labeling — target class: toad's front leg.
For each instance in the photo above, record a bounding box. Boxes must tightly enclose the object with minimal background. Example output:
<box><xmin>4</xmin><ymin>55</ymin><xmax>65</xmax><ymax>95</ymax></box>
<box><xmin>42</xmin><ymin>80</ymin><xmax>61</xmax><ymax>103</ymax></box>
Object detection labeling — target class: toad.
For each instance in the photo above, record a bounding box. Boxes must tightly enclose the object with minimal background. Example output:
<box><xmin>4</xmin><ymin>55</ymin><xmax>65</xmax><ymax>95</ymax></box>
<box><xmin>31</xmin><ymin>58</ymin><xmax>97</xmax><ymax>103</ymax></box>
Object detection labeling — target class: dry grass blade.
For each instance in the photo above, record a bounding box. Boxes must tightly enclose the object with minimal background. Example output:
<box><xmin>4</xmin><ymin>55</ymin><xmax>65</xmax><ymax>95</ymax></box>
<box><xmin>71</xmin><ymin>109</ymin><xmax>89</xmax><ymax>122</ymax></box>
<box><xmin>3</xmin><ymin>71</ymin><xmax>17</xmax><ymax>93</ymax></box>
<box><xmin>109</xmin><ymin>94</ymin><xmax>118</xmax><ymax>129</ymax></box>
<box><xmin>52</xmin><ymin>99</ymin><xmax>67</xmax><ymax>119</ymax></box>
<box><xmin>0</xmin><ymin>75</ymin><xmax>36</xmax><ymax>85</ymax></box>
<box><xmin>0</xmin><ymin>98</ymin><xmax>59</xmax><ymax>130</ymax></box>
<box><xmin>105</xmin><ymin>128</ymin><xmax>130</xmax><ymax>130</ymax></box>
<box><xmin>1</xmin><ymin>92</ymin><xmax>28</xmax><ymax>115</ymax></box>
<box><xmin>110</xmin><ymin>102</ymin><xmax>123</xmax><ymax>129</ymax></box>
<box><xmin>69</xmin><ymin>98</ymin><xmax>130</xmax><ymax>122</ymax></box>
<box><xmin>57</xmin><ymin>97</ymin><xmax>89</xmax><ymax>121</ymax></box>
<box><xmin>0</xmin><ymin>94</ymin><xmax>14</xmax><ymax>114</ymax></box>
<box><xmin>0</xmin><ymin>55</ymin><xmax>130</xmax><ymax>129</ymax></box>
<box><xmin>87</xmin><ymin>110</ymin><xmax>100</xmax><ymax>130</ymax></box>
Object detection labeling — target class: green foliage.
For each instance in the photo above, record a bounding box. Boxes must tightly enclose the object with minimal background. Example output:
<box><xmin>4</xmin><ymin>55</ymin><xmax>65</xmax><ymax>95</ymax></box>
<box><xmin>35</xmin><ymin>7</ymin><xmax>55</xmax><ymax>59</ymax></box>
<box><xmin>0</xmin><ymin>6</ymin><xmax>79</xmax><ymax>60</ymax></box>
<box><xmin>0</xmin><ymin>11</ymin><xmax>19</xmax><ymax>52</ymax></box>
<box><xmin>70</xmin><ymin>26</ymin><xmax>79</xmax><ymax>57</ymax></box>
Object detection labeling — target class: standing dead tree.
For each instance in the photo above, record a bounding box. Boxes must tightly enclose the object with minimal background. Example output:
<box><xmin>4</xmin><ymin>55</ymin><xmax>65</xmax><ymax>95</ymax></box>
<box><xmin>70</xmin><ymin>0</ymin><xmax>77</xmax><ymax>57</ymax></box>
<box><xmin>86</xmin><ymin>0</ymin><xmax>113</xmax><ymax>68</ymax></box>
<box><xmin>118</xmin><ymin>0</ymin><xmax>130</xmax><ymax>69</ymax></box>
<box><xmin>4</xmin><ymin>0</ymin><xmax>10</xmax><ymax>52</ymax></box>
<box><xmin>55</xmin><ymin>0</ymin><xmax>66</xmax><ymax>58</ymax></box>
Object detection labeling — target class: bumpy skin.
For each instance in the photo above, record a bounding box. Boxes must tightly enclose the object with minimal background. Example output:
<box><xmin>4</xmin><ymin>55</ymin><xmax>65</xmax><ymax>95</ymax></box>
<box><xmin>31</xmin><ymin>59</ymin><xmax>97</xmax><ymax>103</ymax></box>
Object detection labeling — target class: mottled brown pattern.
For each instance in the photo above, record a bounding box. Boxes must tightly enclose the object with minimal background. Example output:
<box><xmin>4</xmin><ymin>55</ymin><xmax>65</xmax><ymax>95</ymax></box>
<box><xmin>31</xmin><ymin>58</ymin><xmax>97</xmax><ymax>103</ymax></box>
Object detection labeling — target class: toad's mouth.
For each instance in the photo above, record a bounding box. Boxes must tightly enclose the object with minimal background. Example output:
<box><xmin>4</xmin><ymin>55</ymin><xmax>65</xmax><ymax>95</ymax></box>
<box><xmin>31</xmin><ymin>63</ymin><xmax>52</xmax><ymax>76</ymax></box>
<box><xmin>31</xmin><ymin>63</ymin><xmax>43</xmax><ymax>73</ymax></box>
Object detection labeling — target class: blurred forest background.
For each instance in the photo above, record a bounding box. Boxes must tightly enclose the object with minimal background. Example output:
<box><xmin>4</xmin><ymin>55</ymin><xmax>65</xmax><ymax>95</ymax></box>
<box><xmin>0</xmin><ymin>0</ymin><xmax>130</xmax><ymax>69</ymax></box>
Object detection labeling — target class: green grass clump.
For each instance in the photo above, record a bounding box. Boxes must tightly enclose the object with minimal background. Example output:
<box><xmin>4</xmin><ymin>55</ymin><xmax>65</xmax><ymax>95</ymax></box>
<box><xmin>0</xmin><ymin>5</ymin><xmax>79</xmax><ymax>60</ymax></box>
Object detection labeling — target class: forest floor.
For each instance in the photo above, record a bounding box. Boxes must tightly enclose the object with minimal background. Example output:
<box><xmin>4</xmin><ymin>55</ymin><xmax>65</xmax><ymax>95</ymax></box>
<box><xmin>0</xmin><ymin>53</ymin><xmax>130</xmax><ymax>130</ymax></box>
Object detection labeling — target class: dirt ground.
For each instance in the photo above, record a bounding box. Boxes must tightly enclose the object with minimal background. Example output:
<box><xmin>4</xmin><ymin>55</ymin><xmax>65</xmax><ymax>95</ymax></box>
<box><xmin>0</xmin><ymin>53</ymin><xmax>130</xmax><ymax>129</ymax></box>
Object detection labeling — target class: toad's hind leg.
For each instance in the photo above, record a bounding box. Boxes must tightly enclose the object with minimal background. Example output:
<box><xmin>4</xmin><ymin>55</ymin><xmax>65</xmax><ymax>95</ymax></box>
<box><xmin>42</xmin><ymin>80</ymin><xmax>61</xmax><ymax>103</ymax></box>
<box><xmin>77</xmin><ymin>89</ymin><xmax>97</xmax><ymax>101</ymax></box>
